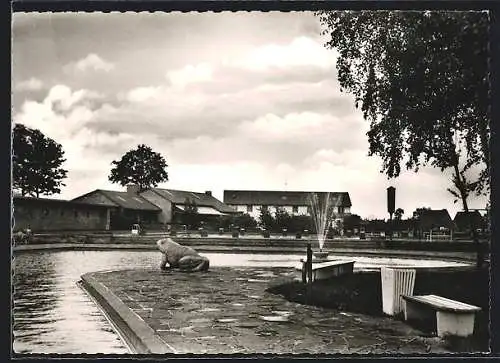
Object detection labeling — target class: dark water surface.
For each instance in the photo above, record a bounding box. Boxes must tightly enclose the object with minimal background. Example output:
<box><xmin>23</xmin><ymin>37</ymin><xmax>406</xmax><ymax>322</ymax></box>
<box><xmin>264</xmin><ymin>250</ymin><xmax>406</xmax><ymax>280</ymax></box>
<box><xmin>13</xmin><ymin>251</ymin><xmax>161</xmax><ymax>354</ymax></box>
<box><xmin>13</xmin><ymin>250</ymin><xmax>469</xmax><ymax>354</ymax></box>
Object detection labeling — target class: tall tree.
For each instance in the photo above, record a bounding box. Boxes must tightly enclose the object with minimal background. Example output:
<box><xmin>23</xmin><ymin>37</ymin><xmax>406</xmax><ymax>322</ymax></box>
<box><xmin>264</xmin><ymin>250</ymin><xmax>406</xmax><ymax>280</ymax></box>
<box><xmin>316</xmin><ymin>10</ymin><xmax>489</xmax><ymax>267</ymax></box>
<box><xmin>13</xmin><ymin>124</ymin><xmax>68</xmax><ymax>198</ymax></box>
<box><xmin>394</xmin><ymin>208</ymin><xmax>404</xmax><ymax>221</ymax></box>
<box><xmin>109</xmin><ymin>144</ymin><xmax>168</xmax><ymax>191</ymax></box>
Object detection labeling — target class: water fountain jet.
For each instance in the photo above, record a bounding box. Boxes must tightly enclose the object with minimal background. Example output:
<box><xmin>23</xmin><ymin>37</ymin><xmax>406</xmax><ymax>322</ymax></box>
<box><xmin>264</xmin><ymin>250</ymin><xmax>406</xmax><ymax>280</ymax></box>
<box><xmin>308</xmin><ymin>192</ymin><xmax>337</xmax><ymax>262</ymax></box>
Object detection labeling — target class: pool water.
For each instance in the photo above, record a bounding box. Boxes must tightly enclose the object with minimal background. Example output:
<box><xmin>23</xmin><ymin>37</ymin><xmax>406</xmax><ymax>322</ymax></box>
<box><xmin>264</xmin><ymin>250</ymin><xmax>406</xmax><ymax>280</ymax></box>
<box><xmin>12</xmin><ymin>250</ymin><xmax>470</xmax><ymax>354</ymax></box>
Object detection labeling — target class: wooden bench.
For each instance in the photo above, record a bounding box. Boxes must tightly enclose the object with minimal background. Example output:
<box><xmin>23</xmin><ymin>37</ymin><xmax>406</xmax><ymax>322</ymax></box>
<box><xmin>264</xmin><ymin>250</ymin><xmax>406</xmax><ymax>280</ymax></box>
<box><xmin>402</xmin><ymin>294</ymin><xmax>481</xmax><ymax>337</ymax></box>
<box><xmin>296</xmin><ymin>260</ymin><xmax>355</xmax><ymax>283</ymax></box>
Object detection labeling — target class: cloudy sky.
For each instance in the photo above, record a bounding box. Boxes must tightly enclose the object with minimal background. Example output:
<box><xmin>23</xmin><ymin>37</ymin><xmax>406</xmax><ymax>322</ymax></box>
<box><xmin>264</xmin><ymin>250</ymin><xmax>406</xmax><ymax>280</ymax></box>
<box><xmin>12</xmin><ymin>11</ymin><xmax>488</xmax><ymax>219</ymax></box>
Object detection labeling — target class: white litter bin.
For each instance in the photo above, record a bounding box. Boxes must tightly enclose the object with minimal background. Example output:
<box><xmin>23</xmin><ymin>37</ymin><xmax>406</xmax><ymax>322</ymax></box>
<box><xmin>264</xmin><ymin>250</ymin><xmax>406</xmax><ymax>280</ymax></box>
<box><xmin>381</xmin><ymin>267</ymin><xmax>416</xmax><ymax>316</ymax></box>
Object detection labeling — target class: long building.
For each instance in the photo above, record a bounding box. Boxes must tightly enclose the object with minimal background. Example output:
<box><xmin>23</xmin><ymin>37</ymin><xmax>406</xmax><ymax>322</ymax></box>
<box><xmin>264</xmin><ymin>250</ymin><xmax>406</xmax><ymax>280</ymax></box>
<box><xmin>72</xmin><ymin>185</ymin><xmax>238</xmax><ymax>229</ymax></box>
<box><xmin>13</xmin><ymin>195</ymin><xmax>113</xmax><ymax>231</ymax></box>
<box><xmin>223</xmin><ymin>190</ymin><xmax>352</xmax><ymax>221</ymax></box>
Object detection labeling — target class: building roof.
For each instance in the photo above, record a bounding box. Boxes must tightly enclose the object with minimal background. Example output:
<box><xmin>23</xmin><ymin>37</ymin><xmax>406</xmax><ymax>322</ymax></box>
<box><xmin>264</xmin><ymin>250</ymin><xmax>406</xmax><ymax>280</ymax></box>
<box><xmin>175</xmin><ymin>205</ymin><xmax>226</xmax><ymax>216</ymax></box>
<box><xmin>414</xmin><ymin>209</ymin><xmax>455</xmax><ymax>231</ymax></box>
<box><xmin>13</xmin><ymin>195</ymin><xmax>113</xmax><ymax>209</ymax></box>
<box><xmin>72</xmin><ymin>190</ymin><xmax>161</xmax><ymax>211</ymax></box>
<box><xmin>223</xmin><ymin>190</ymin><xmax>352</xmax><ymax>208</ymax></box>
<box><xmin>453</xmin><ymin>211</ymin><xmax>486</xmax><ymax>230</ymax></box>
<box><xmin>147</xmin><ymin>188</ymin><xmax>238</xmax><ymax>214</ymax></box>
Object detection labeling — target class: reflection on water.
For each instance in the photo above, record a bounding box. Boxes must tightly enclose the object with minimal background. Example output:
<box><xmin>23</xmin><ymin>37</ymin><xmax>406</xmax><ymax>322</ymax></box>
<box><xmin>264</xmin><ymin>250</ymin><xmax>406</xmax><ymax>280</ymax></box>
<box><xmin>12</xmin><ymin>251</ymin><xmax>164</xmax><ymax>354</ymax></box>
<box><xmin>13</xmin><ymin>250</ymin><xmax>470</xmax><ymax>354</ymax></box>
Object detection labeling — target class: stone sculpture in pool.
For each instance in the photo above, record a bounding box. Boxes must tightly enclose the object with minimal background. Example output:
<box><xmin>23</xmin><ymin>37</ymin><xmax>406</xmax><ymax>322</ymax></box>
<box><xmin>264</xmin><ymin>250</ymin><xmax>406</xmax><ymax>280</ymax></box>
<box><xmin>157</xmin><ymin>238</ymin><xmax>210</xmax><ymax>272</ymax></box>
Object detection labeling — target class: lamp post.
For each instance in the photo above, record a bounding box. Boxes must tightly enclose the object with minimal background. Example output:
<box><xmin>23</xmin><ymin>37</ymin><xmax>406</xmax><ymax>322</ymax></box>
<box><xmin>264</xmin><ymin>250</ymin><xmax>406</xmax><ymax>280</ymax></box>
<box><xmin>387</xmin><ymin>187</ymin><xmax>395</xmax><ymax>241</ymax></box>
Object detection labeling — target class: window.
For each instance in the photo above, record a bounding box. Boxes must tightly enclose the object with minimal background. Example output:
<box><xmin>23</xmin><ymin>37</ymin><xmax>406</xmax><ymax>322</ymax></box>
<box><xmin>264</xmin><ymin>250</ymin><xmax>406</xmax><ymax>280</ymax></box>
<box><xmin>292</xmin><ymin>206</ymin><xmax>298</xmax><ymax>213</ymax></box>
<box><xmin>86</xmin><ymin>211</ymin><xmax>90</xmax><ymax>218</ymax></box>
<box><xmin>60</xmin><ymin>209</ymin><xmax>64</xmax><ymax>216</ymax></box>
<box><xmin>74</xmin><ymin>210</ymin><xmax>78</xmax><ymax>218</ymax></box>
<box><xmin>338</xmin><ymin>207</ymin><xmax>345</xmax><ymax>214</ymax></box>
<box><xmin>247</xmin><ymin>205</ymin><xmax>253</xmax><ymax>213</ymax></box>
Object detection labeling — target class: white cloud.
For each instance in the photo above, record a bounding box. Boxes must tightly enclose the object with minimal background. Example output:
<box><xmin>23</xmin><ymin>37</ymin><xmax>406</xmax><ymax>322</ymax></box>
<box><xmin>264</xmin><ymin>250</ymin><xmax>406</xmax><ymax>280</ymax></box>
<box><xmin>125</xmin><ymin>86</ymin><xmax>162</xmax><ymax>103</ymax></box>
<box><xmin>166</xmin><ymin>63</ymin><xmax>213</xmax><ymax>88</ymax></box>
<box><xmin>235</xmin><ymin>36</ymin><xmax>336</xmax><ymax>71</ymax></box>
<box><xmin>239</xmin><ymin>111</ymin><xmax>327</xmax><ymax>140</ymax></box>
<box><xmin>13</xmin><ymin>85</ymin><xmax>135</xmax><ymax>196</ymax></box>
<box><xmin>14</xmin><ymin>77</ymin><xmax>43</xmax><ymax>91</ymax></box>
<box><xmin>67</xmin><ymin>53</ymin><xmax>115</xmax><ymax>73</ymax></box>
<box><xmin>44</xmin><ymin>84</ymin><xmax>103</xmax><ymax>112</ymax></box>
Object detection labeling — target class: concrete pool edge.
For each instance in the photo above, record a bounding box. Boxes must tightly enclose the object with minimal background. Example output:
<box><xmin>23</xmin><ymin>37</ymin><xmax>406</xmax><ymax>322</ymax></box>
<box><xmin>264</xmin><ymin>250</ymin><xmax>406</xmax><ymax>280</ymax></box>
<box><xmin>13</xmin><ymin>243</ymin><xmax>478</xmax><ymax>263</ymax></box>
<box><xmin>79</xmin><ymin>272</ymin><xmax>174</xmax><ymax>354</ymax></box>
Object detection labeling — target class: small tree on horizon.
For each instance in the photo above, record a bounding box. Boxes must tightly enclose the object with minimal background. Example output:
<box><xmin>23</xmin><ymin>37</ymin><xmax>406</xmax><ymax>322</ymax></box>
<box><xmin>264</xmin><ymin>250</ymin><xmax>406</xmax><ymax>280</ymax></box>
<box><xmin>13</xmin><ymin>123</ymin><xmax>68</xmax><ymax>198</ymax></box>
<box><xmin>232</xmin><ymin>213</ymin><xmax>258</xmax><ymax>230</ymax></box>
<box><xmin>258</xmin><ymin>207</ymin><xmax>274</xmax><ymax>232</ymax></box>
<box><xmin>109</xmin><ymin>144</ymin><xmax>168</xmax><ymax>192</ymax></box>
<box><xmin>274</xmin><ymin>207</ymin><xmax>292</xmax><ymax>232</ymax></box>
<box><xmin>182</xmin><ymin>197</ymin><xmax>199</xmax><ymax>229</ymax></box>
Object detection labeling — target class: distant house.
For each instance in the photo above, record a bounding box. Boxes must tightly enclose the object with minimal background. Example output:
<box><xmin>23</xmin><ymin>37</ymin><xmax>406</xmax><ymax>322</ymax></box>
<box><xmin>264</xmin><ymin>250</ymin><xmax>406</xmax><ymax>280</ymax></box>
<box><xmin>72</xmin><ymin>186</ymin><xmax>162</xmax><ymax>229</ymax></box>
<box><xmin>412</xmin><ymin>208</ymin><xmax>455</xmax><ymax>239</ymax></box>
<box><xmin>13</xmin><ymin>195</ymin><xmax>113</xmax><ymax>232</ymax></box>
<box><xmin>363</xmin><ymin>219</ymin><xmax>387</xmax><ymax>234</ymax></box>
<box><xmin>223</xmin><ymin>190</ymin><xmax>352</xmax><ymax>222</ymax></box>
<box><xmin>71</xmin><ymin>185</ymin><xmax>238</xmax><ymax>229</ymax></box>
<box><xmin>453</xmin><ymin>211</ymin><xmax>487</xmax><ymax>232</ymax></box>
<box><xmin>139</xmin><ymin>188</ymin><xmax>239</xmax><ymax>225</ymax></box>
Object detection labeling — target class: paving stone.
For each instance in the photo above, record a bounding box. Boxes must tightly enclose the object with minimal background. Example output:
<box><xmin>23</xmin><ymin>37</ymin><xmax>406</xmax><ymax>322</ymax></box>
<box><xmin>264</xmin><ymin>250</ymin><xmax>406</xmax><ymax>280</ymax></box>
<box><xmin>90</xmin><ymin>267</ymin><xmax>451</xmax><ymax>354</ymax></box>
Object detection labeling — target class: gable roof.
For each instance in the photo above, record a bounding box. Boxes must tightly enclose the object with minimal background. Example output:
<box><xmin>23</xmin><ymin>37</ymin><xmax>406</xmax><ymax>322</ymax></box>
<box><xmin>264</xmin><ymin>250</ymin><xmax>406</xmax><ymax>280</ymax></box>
<box><xmin>13</xmin><ymin>195</ymin><xmax>113</xmax><ymax>209</ymax></box>
<box><xmin>414</xmin><ymin>209</ymin><xmax>455</xmax><ymax>230</ymax></box>
<box><xmin>453</xmin><ymin>211</ymin><xmax>486</xmax><ymax>230</ymax></box>
<box><xmin>147</xmin><ymin>188</ymin><xmax>237</xmax><ymax>214</ymax></box>
<box><xmin>72</xmin><ymin>190</ymin><xmax>161</xmax><ymax>211</ymax></box>
<box><xmin>223</xmin><ymin>190</ymin><xmax>352</xmax><ymax>207</ymax></box>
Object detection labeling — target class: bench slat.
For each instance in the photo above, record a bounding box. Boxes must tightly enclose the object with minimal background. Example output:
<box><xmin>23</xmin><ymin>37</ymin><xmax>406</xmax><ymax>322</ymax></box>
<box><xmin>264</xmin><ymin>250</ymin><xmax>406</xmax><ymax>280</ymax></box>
<box><xmin>311</xmin><ymin>261</ymin><xmax>354</xmax><ymax>271</ymax></box>
<box><xmin>402</xmin><ymin>294</ymin><xmax>481</xmax><ymax>312</ymax></box>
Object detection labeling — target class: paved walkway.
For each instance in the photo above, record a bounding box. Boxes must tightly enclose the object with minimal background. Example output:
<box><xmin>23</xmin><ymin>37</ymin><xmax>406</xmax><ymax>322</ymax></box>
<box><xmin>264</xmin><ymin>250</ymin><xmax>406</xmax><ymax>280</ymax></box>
<box><xmin>86</xmin><ymin>267</ymin><xmax>450</xmax><ymax>354</ymax></box>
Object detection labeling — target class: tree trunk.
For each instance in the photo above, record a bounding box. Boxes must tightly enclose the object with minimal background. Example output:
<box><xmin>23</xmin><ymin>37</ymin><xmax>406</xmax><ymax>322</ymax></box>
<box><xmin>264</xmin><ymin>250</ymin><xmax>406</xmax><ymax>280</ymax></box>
<box><xmin>452</xmin><ymin>162</ymin><xmax>484</xmax><ymax>268</ymax></box>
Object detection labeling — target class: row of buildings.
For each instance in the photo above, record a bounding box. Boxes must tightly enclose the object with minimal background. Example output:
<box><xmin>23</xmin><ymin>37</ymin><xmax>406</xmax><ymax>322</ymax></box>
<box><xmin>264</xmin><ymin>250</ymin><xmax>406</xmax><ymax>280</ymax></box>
<box><xmin>360</xmin><ymin>209</ymin><xmax>489</xmax><ymax>237</ymax></box>
<box><xmin>12</xmin><ymin>184</ymin><xmax>486</xmax><ymax>235</ymax></box>
<box><xmin>12</xmin><ymin>186</ymin><xmax>352</xmax><ymax>232</ymax></box>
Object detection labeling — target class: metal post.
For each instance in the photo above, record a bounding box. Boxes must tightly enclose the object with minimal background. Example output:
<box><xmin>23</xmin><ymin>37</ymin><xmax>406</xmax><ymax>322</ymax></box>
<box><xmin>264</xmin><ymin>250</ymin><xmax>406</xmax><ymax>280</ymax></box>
<box><xmin>306</xmin><ymin>243</ymin><xmax>313</xmax><ymax>284</ymax></box>
<box><xmin>306</xmin><ymin>243</ymin><xmax>313</xmax><ymax>301</ymax></box>
<box><xmin>389</xmin><ymin>212</ymin><xmax>393</xmax><ymax>241</ymax></box>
